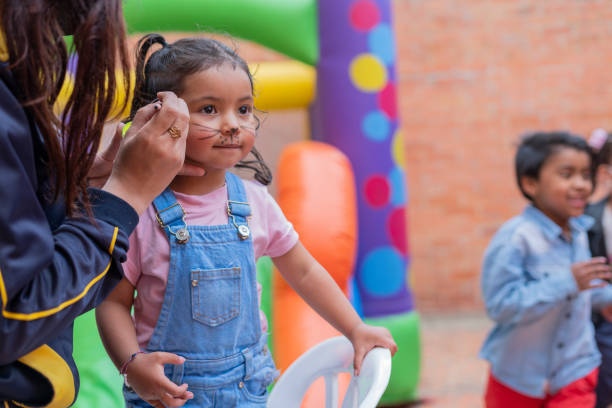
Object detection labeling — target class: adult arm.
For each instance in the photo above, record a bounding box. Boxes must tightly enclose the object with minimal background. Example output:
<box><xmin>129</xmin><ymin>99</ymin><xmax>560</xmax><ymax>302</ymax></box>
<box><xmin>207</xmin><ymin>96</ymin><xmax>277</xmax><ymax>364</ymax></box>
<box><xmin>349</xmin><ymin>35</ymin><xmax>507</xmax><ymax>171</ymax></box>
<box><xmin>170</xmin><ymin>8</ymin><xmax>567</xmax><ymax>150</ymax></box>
<box><xmin>0</xmin><ymin>112</ymin><xmax>137</xmax><ymax>362</ymax></box>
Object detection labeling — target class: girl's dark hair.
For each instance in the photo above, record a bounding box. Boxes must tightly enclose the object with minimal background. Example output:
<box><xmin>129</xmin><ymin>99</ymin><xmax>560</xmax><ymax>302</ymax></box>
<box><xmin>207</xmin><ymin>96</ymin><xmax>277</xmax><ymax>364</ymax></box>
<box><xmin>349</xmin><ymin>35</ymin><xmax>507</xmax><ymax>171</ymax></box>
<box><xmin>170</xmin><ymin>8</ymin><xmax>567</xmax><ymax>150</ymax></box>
<box><xmin>515</xmin><ymin>131</ymin><xmax>592</xmax><ymax>201</ymax></box>
<box><xmin>1</xmin><ymin>0</ymin><xmax>131</xmax><ymax>216</ymax></box>
<box><xmin>130</xmin><ymin>34</ymin><xmax>271</xmax><ymax>185</ymax></box>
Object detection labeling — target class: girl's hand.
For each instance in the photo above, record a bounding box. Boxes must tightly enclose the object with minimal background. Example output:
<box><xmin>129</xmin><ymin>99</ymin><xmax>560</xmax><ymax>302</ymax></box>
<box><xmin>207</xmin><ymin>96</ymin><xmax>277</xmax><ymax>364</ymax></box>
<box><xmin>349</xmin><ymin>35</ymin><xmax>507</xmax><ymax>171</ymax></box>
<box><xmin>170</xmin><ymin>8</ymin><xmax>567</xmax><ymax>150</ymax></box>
<box><xmin>348</xmin><ymin>322</ymin><xmax>397</xmax><ymax>376</ymax></box>
<box><xmin>125</xmin><ymin>351</ymin><xmax>193</xmax><ymax>407</ymax></box>
<box><xmin>102</xmin><ymin>91</ymin><xmax>205</xmax><ymax>215</ymax></box>
<box><xmin>571</xmin><ymin>257</ymin><xmax>612</xmax><ymax>291</ymax></box>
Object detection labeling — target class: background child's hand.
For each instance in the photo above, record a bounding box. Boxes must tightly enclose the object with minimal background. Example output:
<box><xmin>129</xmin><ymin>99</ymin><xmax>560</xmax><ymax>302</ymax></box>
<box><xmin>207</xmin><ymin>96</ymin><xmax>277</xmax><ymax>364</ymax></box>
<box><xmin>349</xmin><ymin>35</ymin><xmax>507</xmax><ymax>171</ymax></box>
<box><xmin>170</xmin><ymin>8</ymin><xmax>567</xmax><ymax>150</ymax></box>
<box><xmin>571</xmin><ymin>257</ymin><xmax>612</xmax><ymax>291</ymax></box>
<box><xmin>348</xmin><ymin>322</ymin><xmax>398</xmax><ymax>376</ymax></box>
<box><xmin>125</xmin><ymin>351</ymin><xmax>193</xmax><ymax>407</ymax></box>
<box><xmin>602</xmin><ymin>304</ymin><xmax>612</xmax><ymax>323</ymax></box>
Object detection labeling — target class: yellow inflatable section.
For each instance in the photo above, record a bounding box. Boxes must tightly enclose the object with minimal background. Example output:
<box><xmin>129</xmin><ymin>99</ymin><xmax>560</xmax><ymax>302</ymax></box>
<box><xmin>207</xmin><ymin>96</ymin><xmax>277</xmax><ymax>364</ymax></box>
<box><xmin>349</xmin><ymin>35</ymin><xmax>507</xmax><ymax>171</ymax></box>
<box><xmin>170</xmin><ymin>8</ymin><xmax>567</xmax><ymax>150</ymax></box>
<box><xmin>54</xmin><ymin>60</ymin><xmax>315</xmax><ymax>118</ymax></box>
<box><xmin>250</xmin><ymin>61</ymin><xmax>315</xmax><ymax>111</ymax></box>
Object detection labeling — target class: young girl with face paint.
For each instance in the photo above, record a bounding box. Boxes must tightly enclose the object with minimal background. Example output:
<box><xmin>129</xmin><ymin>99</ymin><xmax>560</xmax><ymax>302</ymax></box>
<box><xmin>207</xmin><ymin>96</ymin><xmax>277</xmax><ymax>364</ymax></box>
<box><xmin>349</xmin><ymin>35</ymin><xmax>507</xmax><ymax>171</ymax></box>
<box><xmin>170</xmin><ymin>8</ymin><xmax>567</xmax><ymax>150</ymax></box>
<box><xmin>96</xmin><ymin>34</ymin><xmax>397</xmax><ymax>408</ymax></box>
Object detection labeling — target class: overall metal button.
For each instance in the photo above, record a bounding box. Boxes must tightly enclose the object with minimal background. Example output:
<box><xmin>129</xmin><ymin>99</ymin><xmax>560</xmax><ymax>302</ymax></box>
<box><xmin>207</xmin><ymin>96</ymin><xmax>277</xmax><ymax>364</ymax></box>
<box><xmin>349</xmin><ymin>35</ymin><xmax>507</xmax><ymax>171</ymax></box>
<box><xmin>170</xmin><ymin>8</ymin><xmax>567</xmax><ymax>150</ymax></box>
<box><xmin>238</xmin><ymin>225</ymin><xmax>250</xmax><ymax>240</ymax></box>
<box><xmin>176</xmin><ymin>228</ymin><xmax>190</xmax><ymax>243</ymax></box>
<box><xmin>191</xmin><ymin>279</ymin><xmax>198</xmax><ymax>287</ymax></box>
<box><xmin>238</xmin><ymin>381</ymin><xmax>244</xmax><ymax>388</ymax></box>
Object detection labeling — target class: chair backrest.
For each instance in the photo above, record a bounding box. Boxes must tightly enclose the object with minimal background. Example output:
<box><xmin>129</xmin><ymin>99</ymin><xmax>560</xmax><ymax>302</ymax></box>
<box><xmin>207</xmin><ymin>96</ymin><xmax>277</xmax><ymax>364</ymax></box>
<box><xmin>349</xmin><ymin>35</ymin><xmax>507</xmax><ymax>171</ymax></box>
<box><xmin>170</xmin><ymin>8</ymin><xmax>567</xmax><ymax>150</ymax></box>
<box><xmin>267</xmin><ymin>336</ymin><xmax>392</xmax><ymax>408</ymax></box>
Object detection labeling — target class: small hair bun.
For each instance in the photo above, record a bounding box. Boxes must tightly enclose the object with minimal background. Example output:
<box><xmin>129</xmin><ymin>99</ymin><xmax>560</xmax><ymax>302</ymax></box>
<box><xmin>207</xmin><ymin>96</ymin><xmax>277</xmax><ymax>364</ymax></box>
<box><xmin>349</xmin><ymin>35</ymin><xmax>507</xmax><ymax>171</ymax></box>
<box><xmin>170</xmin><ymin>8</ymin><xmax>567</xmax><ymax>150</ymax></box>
<box><xmin>589</xmin><ymin>128</ymin><xmax>608</xmax><ymax>151</ymax></box>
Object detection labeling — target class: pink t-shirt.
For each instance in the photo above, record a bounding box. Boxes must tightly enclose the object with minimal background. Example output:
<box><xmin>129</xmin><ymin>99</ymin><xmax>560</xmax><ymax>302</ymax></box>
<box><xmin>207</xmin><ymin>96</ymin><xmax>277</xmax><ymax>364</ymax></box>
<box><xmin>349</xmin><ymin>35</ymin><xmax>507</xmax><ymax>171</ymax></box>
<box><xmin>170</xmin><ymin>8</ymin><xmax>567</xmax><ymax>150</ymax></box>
<box><xmin>124</xmin><ymin>178</ymin><xmax>299</xmax><ymax>349</ymax></box>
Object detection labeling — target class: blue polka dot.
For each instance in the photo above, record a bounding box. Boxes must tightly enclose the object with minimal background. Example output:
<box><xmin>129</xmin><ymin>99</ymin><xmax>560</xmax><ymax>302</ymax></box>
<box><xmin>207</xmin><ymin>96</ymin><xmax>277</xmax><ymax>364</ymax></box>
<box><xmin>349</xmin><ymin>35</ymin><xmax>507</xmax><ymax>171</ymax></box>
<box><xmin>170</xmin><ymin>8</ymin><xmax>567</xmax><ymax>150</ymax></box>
<box><xmin>368</xmin><ymin>23</ymin><xmax>395</xmax><ymax>66</ymax></box>
<box><xmin>362</xmin><ymin>111</ymin><xmax>391</xmax><ymax>142</ymax></box>
<box><xmin>360</xmin><ymin>247</ymin><xmax>405</xmax><ymax>297</ymax></box>
<box><xmin>350</xmin><ymin>277</ymin><xmax>364</xmax><ymax>318</ymax></box>
<box><xmin>389</xmin><ymin>166</ymin><xmax>406</xmax><ymax>206</ymax></box>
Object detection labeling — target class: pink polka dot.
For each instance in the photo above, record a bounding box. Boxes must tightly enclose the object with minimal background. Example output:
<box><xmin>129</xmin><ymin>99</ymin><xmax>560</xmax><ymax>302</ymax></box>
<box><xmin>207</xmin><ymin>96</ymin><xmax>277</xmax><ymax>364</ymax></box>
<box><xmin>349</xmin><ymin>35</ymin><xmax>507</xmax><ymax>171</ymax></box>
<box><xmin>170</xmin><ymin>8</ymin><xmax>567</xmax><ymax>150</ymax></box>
<box><xmin>349</xmin><ymin>0</ymin><xmax>381</xmax><ymax>32</ymax></box>
<box><xmin>364</xmin><ymin>175</ymin><xmax>390</xmax><ymax>208</ymax></box>
<box><xmin>387</xmin><ymin>208</ymin><xmax>408</xmax><ymax>255</ymax></box>
<box><xmin>377</xmin><ymin>82</ymin><xmax>397</xmax><ymax>119</ymax></box>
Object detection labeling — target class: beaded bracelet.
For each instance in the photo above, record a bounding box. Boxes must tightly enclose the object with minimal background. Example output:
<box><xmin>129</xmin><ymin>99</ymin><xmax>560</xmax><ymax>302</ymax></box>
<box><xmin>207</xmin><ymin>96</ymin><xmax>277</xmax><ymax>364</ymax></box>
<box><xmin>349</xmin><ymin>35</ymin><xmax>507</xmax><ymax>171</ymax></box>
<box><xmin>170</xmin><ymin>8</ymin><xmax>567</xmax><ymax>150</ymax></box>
<box><xmin>120</xmin><ymin>351</ymin><xmax>146</xmax><ymax>375</ymax></box>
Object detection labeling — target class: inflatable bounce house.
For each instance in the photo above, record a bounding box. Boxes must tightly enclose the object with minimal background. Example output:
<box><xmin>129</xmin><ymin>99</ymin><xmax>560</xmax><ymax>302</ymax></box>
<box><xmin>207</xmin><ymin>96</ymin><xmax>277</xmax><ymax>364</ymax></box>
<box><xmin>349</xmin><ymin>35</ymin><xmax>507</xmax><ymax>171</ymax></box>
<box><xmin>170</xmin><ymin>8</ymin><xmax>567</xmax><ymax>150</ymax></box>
<box><xmin>68</xmin><ymin>0</ymin><xmax>421</xmax><ymax>406</ymax></box>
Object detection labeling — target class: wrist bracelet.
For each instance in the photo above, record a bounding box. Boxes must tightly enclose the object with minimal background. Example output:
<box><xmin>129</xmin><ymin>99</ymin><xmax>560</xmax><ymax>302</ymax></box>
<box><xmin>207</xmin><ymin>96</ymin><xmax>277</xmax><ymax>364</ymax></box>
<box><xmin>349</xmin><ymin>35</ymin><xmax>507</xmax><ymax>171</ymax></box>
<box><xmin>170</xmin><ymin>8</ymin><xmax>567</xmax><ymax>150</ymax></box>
<box><xmin>120</xmin><ymin>351</ymin><xmax>146</xmax><ymax>375</ymax></box>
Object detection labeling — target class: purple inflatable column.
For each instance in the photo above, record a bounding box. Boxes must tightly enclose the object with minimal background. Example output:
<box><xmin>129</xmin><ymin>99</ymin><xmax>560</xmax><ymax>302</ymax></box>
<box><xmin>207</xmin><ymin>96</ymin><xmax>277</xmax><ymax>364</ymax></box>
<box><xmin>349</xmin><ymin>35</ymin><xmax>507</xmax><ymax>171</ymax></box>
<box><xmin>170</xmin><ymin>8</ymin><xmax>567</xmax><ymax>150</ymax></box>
<box><xmin>314</xmin><ymin>0</ymin><xmax>411</xmax><ymax>321</ymax></box>
<box><xmin>312</xmin><ymin>0</ymin><xmax>419</xmax><ymax>402</ymax></box>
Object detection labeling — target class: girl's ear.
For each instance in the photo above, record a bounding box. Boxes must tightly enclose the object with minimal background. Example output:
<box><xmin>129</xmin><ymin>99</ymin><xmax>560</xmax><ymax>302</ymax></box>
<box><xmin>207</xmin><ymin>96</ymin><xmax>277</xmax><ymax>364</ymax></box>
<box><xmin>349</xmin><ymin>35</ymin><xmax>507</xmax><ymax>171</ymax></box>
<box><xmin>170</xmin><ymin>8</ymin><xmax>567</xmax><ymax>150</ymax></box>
<box><xmin>520</xmin><ymin>175</ymin><xmax>538</xmax><ymax>199</ymax></box>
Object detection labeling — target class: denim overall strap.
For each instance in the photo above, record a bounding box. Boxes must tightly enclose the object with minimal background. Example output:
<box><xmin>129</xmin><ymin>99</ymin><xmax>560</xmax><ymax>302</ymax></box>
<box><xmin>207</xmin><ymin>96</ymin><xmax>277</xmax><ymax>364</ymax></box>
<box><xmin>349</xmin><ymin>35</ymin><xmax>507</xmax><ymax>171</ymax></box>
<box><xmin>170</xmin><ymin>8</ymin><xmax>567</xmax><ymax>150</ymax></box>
<box><xmin>226</xmin><ymin>172</ymin><xmax>251</xmax><ymax>218</ymax></box>
<box><xmin>152</xmin><ymin>188</ymin><xmax>189</xmax><ymax>244</ymax></box>
<box><xmin>226</xmin><ymin>172</ymin><xmax>251</xmax><ymax>240</ymax></box>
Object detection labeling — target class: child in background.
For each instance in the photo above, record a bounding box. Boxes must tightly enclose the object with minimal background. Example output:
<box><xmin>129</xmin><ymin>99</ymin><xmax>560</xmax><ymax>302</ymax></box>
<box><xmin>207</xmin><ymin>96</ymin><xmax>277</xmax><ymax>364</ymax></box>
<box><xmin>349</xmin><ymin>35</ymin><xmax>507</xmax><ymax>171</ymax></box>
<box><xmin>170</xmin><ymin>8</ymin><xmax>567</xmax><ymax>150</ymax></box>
<box><xmin>96</xmin><ymin>34</ymin><xmax>397</xmax><ymax>408</ymax></box>
<box><xmin>588</xmin><ymin>129</ymin><xmax>612</xmax><ymax>203</ymax></box>
<box><xmin>586</xmin><ymin>130</ymin><xmax>612</xmax><ymax>408</ymax></box>
<box><xmin>480</xmin><ymin>132</ymin><xmax>612</xmax><ymax>407</ymax></box>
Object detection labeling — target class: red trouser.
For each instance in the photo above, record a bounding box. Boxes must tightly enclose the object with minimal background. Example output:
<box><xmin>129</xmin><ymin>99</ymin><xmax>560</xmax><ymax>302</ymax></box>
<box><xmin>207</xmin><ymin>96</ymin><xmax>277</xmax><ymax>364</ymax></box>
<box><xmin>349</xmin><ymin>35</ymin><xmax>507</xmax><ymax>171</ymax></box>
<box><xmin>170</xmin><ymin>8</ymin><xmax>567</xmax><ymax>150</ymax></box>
<box><xmin>485</xmin><ymin>369</ymin><xmax>598</xmax><ymax>408</ymax></box>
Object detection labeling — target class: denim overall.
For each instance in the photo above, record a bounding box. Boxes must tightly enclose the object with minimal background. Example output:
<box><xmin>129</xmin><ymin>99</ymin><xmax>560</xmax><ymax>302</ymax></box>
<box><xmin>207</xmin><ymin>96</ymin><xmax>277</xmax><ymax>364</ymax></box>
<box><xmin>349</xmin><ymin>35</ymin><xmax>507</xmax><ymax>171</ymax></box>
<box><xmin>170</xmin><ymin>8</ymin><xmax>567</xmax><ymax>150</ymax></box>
<box><xmin>123</xmin><ymin>172</ymin><xmax>278</xmax><ymax>407</ymax></box>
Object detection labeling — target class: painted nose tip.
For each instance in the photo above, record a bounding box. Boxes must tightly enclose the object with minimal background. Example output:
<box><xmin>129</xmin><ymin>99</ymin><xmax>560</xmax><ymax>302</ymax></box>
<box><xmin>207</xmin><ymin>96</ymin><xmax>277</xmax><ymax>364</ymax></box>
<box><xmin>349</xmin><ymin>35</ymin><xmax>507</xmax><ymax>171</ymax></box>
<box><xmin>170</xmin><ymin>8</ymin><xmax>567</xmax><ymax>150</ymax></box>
<box><xmin>222</xmin><ymin>127</ymin><xmax>239</xmax><ymax>136</ymax></box>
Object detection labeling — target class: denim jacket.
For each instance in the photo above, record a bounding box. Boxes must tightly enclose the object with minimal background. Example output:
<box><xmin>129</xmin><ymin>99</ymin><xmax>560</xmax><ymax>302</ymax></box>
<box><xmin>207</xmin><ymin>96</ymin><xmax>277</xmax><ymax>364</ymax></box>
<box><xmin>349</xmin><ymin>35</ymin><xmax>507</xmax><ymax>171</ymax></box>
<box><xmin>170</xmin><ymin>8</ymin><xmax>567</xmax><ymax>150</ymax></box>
<box><xmin>480</xmin><ymin>205</ymin><xmax>612</xmax><ymax>397</ymax></box>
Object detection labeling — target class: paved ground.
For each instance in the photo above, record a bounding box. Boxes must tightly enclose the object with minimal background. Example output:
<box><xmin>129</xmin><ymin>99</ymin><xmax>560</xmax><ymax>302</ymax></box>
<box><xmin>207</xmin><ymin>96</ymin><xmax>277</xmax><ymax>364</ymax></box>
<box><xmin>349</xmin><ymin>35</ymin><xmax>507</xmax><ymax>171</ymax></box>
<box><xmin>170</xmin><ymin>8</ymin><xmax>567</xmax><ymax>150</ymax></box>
<box><xmin>383</xmin><ymin>312</ymin><xmax>492</xmax><ymax>408</ymax></box>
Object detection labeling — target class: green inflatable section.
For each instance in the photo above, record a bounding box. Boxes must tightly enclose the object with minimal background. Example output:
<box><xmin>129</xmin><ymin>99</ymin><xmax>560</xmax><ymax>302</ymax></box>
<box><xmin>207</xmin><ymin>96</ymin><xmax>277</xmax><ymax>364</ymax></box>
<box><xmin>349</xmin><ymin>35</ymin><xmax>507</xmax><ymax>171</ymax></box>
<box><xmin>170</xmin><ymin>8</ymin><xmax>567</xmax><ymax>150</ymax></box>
<box><xmin>123</xmin><ymin>0</ymin><xmax>319</xmax><ymax>65</ymax></box>
<box><xmin>72</xmin><ymin>310</ymin><xmax>123</xmax><ymax>407</ymax></box>
<box><xmin>256</xmin><ymin>256</ymin><xmax>274</xmax><ymax>357</ymax></box>
<box><xmin>364</xmin><ymin>311</ymin><xmax>421</xmax><ymax>405</ymax></box>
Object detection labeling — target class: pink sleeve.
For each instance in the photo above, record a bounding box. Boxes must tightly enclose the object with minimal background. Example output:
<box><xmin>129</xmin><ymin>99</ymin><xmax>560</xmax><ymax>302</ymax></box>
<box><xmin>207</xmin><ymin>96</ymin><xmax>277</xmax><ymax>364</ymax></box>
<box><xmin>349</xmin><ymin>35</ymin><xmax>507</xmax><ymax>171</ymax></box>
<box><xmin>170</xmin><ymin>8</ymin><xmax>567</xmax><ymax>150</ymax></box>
<box><xmin>262</xmin><ymin>192</ymin><xmax>299</xmax><ymax>258</ymax></box>
<box><xmin>122</xmin><ymin>224</ymin><xmax>142</xmax><ymax>287</ymax></box>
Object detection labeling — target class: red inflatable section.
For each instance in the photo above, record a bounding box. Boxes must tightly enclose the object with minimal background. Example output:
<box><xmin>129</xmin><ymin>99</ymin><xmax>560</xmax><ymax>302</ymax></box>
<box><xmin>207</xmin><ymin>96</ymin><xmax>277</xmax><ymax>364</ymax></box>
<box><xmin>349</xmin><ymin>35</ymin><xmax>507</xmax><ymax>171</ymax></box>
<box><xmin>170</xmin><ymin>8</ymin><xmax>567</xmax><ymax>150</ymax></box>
<box><xmin>273</xmin><ymin>141</ymin><xmax>358</xmax><ymax>406</ymax></box>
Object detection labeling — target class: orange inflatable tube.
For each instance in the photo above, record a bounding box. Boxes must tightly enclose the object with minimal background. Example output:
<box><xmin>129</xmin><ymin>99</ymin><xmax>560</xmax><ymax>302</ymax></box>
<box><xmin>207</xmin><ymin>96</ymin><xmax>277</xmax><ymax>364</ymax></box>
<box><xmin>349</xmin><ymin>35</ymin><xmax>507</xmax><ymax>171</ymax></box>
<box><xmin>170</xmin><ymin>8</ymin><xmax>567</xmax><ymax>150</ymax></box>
<box><xmin>273</xmin><ymin>141</ymin><xmax>357</xmax><ymax>406</ymax></box>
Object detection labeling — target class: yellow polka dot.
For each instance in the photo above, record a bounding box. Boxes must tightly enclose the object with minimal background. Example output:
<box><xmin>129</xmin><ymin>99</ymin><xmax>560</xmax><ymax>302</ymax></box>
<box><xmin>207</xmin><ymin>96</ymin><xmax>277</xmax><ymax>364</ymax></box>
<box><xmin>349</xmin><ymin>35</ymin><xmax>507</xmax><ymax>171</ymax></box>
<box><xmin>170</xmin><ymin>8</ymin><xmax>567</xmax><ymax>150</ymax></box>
<box><xmin>392</xmin><ymin>129</ymin><xmax>405</xmax><ymax>169</ymax></box>
<box><xmin>349</xmin><ymin>54</ymin><xmax>387</xmax><ymax>92</ymax></box>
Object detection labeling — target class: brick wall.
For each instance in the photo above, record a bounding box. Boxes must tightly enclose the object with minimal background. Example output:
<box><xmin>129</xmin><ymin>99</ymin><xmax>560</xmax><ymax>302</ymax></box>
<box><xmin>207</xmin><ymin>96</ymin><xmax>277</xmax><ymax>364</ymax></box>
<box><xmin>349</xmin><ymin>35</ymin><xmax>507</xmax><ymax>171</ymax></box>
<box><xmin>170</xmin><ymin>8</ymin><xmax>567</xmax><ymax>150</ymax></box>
<box><xmin>393</xmin><ymin>0</ymin><xmax>612</xmax><ymax>312</ymax></box>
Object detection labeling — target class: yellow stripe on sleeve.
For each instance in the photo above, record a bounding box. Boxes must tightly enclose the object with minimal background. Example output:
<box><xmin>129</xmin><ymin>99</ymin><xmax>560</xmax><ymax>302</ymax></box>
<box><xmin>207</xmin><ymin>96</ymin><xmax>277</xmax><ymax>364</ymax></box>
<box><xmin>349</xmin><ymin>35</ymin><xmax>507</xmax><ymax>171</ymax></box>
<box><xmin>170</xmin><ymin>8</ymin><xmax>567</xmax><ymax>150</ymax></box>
<box><xmin>12</xmin><ymin>345</ymin><xmax>75</xmax><ymax>408</ymax></box>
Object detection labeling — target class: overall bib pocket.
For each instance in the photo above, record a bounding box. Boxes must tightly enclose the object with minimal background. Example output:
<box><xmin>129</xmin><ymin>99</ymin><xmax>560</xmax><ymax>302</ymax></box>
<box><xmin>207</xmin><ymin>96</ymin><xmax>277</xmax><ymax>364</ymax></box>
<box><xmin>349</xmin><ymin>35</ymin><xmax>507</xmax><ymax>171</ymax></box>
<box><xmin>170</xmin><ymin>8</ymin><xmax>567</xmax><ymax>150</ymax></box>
<box><xmin>191</xmin><ymin>267</ymin><xmax>241</xmax><ymax>326</ymax></box>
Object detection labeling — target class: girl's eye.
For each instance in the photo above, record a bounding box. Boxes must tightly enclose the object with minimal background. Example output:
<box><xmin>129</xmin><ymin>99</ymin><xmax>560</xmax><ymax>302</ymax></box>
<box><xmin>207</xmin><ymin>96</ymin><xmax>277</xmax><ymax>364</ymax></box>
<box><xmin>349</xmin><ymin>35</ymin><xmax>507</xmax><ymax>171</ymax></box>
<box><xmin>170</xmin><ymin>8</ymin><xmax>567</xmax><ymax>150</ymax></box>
<box><xmin>238</xmin><ymin>105</ymin><xmax>252</xmax><ymax>115</ymax></box>
<box><xmin>202</xmin><ymin>105</ymin><xmax>216</xmax><ymax>114</ymax></box>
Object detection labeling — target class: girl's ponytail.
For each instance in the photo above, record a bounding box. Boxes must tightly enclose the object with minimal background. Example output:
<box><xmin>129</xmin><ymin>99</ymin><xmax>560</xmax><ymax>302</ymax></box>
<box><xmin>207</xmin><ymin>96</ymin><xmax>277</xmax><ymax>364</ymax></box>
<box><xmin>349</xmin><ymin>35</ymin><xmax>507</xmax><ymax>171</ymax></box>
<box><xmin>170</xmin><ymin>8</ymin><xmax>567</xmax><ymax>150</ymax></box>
<box><xmin>130</xmin><ymin>33</ymin><xmax>168</xmax><ymax>119</ymax></box>
<box><xmin>236</xmin><ymin>146</ymin><xmax>272</xmax><ymax>186</ymax></box>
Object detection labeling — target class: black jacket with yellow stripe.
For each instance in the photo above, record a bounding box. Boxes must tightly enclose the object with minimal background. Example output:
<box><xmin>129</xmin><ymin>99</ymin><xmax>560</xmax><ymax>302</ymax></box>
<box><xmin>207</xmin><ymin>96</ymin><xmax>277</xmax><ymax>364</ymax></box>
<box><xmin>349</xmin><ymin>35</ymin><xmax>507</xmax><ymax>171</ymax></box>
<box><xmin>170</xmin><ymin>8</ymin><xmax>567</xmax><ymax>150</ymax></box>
<box><xmin>0</xmin><ymin>63</ymin><xmax>137</xmax><ymax>406</ymax></box>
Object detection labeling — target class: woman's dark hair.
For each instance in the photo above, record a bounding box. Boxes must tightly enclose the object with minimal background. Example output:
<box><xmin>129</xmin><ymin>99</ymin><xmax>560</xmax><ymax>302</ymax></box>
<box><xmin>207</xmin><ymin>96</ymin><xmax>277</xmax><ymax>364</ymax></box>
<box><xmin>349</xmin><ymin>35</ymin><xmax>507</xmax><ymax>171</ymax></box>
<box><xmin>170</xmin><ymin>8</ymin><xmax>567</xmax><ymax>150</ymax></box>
<box><xmin>130</xmin><ymin>34</ymin><xmax>271</xmax><ymax>185</ymax></box>
<box><xmin>515</xmin><ymin>131</ymin><xmax>592</xmax><ymax>201</ymax></box>
<box><xmin>1</xmin><ymin>0</ymin><xmax>131</xmax><ymax>216</ymax></box>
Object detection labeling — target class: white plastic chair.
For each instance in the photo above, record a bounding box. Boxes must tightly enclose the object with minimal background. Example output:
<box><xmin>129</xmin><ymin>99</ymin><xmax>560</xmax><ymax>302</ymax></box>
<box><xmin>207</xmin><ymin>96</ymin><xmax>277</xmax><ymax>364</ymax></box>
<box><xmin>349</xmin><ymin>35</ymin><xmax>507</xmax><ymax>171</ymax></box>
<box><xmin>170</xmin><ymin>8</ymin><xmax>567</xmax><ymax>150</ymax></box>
<box><xmin>267</xmin><ymin>336</ymin><xmax>392</xmax><ymax>408</ymax></box>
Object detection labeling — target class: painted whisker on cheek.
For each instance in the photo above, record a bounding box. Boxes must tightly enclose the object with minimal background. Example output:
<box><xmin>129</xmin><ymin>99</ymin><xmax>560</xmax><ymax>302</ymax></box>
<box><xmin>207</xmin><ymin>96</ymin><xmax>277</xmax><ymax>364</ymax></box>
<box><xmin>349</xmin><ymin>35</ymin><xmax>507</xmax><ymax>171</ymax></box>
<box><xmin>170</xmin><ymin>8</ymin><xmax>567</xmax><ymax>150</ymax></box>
<box><xmin>239</xmin><ymin>125</ymin><xmax>258</xmax><ymax>137</ymax></box>
<box><xmin>197</xmin><ymin>134</ymin><xmax>218</xmax><ymax>140</ymax></box>
<box><xmin>191</xmin><ymin>123</ymin><xmax>221</xmax><ymax>140</ymax></box>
